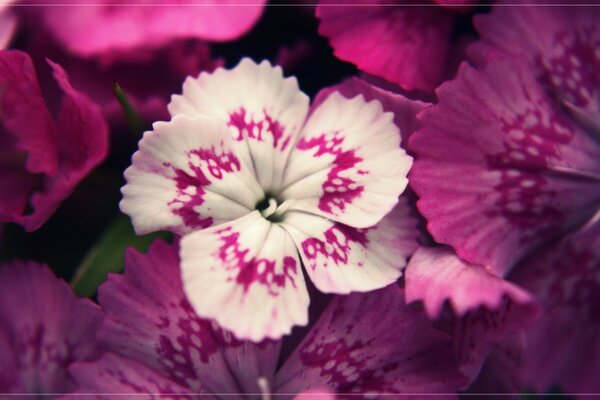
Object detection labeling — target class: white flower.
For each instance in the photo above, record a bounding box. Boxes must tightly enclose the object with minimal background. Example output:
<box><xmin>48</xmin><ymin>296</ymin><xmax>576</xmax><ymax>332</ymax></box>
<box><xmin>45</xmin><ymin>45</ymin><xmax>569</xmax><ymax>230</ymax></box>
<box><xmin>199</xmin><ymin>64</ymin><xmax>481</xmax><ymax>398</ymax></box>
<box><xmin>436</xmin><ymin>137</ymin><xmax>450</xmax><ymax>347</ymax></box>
<box><xmin>120</xmin><ymin>59</ymin><xmax>415</xmax><ymax>341</ymax></box>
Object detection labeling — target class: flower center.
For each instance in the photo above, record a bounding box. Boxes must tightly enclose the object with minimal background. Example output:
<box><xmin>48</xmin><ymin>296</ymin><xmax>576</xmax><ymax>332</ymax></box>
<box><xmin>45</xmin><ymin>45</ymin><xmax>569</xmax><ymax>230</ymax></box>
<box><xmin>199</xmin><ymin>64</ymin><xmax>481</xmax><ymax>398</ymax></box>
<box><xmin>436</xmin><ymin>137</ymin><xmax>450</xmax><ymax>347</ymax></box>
<box><xmin>255</xmin><ymin>194</ymin><xmax>293</xmax><ymax>223</ymax></box>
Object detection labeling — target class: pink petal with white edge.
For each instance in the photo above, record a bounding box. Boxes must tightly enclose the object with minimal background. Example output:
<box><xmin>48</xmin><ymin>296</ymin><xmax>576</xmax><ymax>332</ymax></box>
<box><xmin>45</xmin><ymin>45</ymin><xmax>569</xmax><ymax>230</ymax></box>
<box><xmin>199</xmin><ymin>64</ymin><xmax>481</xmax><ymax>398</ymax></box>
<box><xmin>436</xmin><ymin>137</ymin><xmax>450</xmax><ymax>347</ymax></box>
<box><xmin>97</xmin><ymin>240</ymin><xmax>280</xmax><ymax>394</ymax></box>
<box><xmin>181</xmin><ymin>212</ymin><xmax>310</xmax><ymax>342</ymax></box>
<box><xmin>169</xmin><ymin>58</ymin><xmax>309</xmax><ymax>193</ymax></box>
<box><xmin>405</xmin><ymin>247</ymin><xmax>538</xmax><ymax>319</ymax></box>
<box><xmin>316</xmin><ymin>1</ymin><xmax>455</xmax><ymax>92</ymax></box>
<box><xmin>409</xmin><ymin>58</ymin><xmax>600</xmax><ymax>275</ymax></box>
<box><xmin>281</xmin><ymin>197</ymin><xmax>419</xmax><ymax>294</ymax></box>
<box><xmin>121</xmin><ymin>115</ymin><xmax>263</xmax><ymax>235</ymax></box>
<box><xmin>282</xmin><ymin>92</ymin><xmax>412</xmax><ymax>229</ymax></box>
<box><xmin>275</xmin><ymin>285</ymin><xmax>466</xmax><ymax>397</ymax></box>
<box><xmin>510</xmin><ymin>220</ymin><xmax>600</xmax><ymax>394</ymax></box>
<box><xmin>38</xmin><ymin>0</ymin><xmax>265</xmax><ymax>56</ymax></box>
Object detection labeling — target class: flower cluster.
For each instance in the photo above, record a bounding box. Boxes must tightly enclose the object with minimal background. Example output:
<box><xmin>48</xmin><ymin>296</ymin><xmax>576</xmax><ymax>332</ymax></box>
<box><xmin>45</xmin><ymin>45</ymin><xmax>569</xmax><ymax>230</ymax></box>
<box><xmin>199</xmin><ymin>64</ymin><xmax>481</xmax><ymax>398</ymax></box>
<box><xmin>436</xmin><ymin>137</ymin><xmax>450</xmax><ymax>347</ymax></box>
<box><xmin>0</xmin><ymin>1</ymin><xmax>598</xmax><ymax>398</ymax></box>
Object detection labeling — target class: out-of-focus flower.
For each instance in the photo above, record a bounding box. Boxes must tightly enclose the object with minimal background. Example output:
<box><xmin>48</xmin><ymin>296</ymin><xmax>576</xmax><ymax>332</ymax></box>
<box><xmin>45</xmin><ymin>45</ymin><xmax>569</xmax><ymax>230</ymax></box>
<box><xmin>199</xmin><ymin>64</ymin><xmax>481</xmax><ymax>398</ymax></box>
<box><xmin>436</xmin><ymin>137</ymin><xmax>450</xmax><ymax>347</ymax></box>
<box><xmin>0</xmin><ymin>50</ymin><xmax>108</xmax><ymax>231</ymax></box>
<box><xmin>67</xmin><ymin>240</ymin><xmax>466</xmax><ymax>398</ymax></box>
<box><xmin>408</xmin><ymin>3</ymin><xmax>600</xmax><ymax>393</ymax></box>
<box><xmin>0</xmin><ymin>261</ymin><xmax>104</xmax><ymax>394</ymax></box>
<box><xmin>30</xmin><ymin>0</ymin><xmax>266</xmax><ymax>57</ymax></box>
<box><xmin>316</xmin><ymin>0</ymin><xmax>476</xmax><ymax>93</ymax></box>
<box><xmin>120</xmin><ymin>59</ymin><xmax>417</xmax><ymax>341</ymax></box>
<box><xmin>0</xmin><ymin>1</ymin><xmax>17</xmax><ymax>49</ymax></box>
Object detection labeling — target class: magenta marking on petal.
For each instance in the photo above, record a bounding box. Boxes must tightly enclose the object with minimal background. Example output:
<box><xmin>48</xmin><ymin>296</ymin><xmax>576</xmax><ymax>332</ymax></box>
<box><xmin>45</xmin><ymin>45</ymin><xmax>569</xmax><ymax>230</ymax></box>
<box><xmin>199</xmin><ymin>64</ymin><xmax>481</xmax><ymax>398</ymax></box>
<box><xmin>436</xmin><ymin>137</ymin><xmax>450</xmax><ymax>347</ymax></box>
<box><xmin>297</xmin><ymin>131</ymin><xmax>365</xmax><ymax>215</ymax></box>
<box><xmin>227</xmin><ymin>108</ymin><xmax>288</xmax><ymax>150</ymax></box>
<box><xmin>214</xmin><ymin>227</ymin><xmax>298</xmax><ymax>295</ymax></box>
<box><xmin>299</xmin><ymin>311</ymin><xmax>394</xmax><ymax>391</ymax></box>
<box><xmin>167</xmin><ymin>145</ymin><xmax>241</xmax><ymax>229</ymax></box>
<box><xmin>301</xmin><ymin>224</ymin><xmax>369</xmax><ymax>270</ymax></box>
<box><xmin>483</xmin><ymin>106</ymin><xmax>575</xmax><ymax>235</ymax></box>
<box><xmin>540</xmin><ymin>28</ymin><xmax>600</xmax><ymax>109</ymax></box>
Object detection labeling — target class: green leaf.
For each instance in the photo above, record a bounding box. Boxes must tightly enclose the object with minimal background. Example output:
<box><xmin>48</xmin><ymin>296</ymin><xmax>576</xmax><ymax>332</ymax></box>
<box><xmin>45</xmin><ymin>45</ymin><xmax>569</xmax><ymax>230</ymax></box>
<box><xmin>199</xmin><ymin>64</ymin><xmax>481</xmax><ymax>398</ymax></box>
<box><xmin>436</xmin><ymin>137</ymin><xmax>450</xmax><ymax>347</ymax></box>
<box><xmin>70</xmin><ymin>215</ymin><xmax>169</xmax><ymax>297</ymax></box>
<box><xmin>113</xmin><ymin>82</ymin><xmax>147</xmax><ymax>136</ymax></box>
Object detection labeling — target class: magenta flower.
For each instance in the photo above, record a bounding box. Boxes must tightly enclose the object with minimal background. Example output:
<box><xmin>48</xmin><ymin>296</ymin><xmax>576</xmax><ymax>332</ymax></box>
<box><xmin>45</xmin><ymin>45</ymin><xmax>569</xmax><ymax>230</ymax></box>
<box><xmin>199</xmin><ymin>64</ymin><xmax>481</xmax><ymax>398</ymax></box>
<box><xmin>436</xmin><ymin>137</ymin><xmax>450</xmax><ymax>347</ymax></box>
<box><xmin>67</xmin><ymin>240</ymin><xmax>466</xmax><ymax>397</ymax></box>
<box><xmin>0</xmin><ymin>262</ymin><xmax>104</xmax><ymax>394</ymax></box>
<box><xmin>408</xmin><ymin>3</ymin><xmax>600</xmax><ymax>393</ymax></box>
<box><xmin>120</xmin><ymin>59</ymin><xmax>417</xmax><ymax>341</ymax></box>
<box><xmin>316</xmin><ymin>0</ymin><xmax>475</xmax><ymax>93</ymax></box>
<box><xmin>0</xmin><ymin>50</ymin><xmax>108</xmax><ymax>231</ymax></box>
<box><xmin>33</xmin><ymin>0</ymin><xmax>265</xmax><ymax>57</ymax></box>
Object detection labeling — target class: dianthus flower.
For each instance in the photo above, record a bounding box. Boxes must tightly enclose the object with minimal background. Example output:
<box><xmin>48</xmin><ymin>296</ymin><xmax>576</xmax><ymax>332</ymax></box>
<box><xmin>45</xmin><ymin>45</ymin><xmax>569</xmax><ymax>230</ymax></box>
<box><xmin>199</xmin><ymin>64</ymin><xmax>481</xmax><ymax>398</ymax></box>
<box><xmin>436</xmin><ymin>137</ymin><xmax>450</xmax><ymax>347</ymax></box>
<box><xmin>409</xmin><ymin>3</ymin><xmax>600</xmax><ymax>393</ymax></box>
<box><xmin>0</xmin><ymin>262</ymin><xmax>103</xmax><ymax>395</ymax></box>
<box><xmin>67</xmin><ymin>240</ymin><xmax>466</xmax><ymax>397</ymax></box>
<box><xmin>121</xmin><ymin>59</ymin><xmax>416</xmax><ymax>341</ymax></box>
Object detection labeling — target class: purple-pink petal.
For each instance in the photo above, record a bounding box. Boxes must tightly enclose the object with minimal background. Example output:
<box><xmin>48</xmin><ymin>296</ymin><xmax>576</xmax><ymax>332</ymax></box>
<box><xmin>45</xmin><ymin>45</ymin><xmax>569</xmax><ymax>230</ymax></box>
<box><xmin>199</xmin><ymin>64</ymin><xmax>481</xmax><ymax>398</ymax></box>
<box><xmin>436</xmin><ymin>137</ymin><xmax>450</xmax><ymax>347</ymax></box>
<box><xmin>275</xmin><ymin>285</ymin><xmax>467</xmax><ymax>397</ymax></box>
<box><xmin>0</xmin><ymin>261</ymin><xmax>103</xmax><ymax>394</ymax></box>
<box><xmin>405</xmin><ymin>246</ymin><xmax>538</xmax><ymax>319</ymax></box>
<box><xmin>0</xmin><ymin>50</ymin><xmax>109</xmax><ymax>231</ymax></box>
<box><xmin>509</xmin><ymin>220</ymin><xmax>600</xmax><ymax>394</ymax></box>
<box><xmin>409</xmin><ymin>57</ymin><xmax>600</xmax><ymax>275</ymax></box>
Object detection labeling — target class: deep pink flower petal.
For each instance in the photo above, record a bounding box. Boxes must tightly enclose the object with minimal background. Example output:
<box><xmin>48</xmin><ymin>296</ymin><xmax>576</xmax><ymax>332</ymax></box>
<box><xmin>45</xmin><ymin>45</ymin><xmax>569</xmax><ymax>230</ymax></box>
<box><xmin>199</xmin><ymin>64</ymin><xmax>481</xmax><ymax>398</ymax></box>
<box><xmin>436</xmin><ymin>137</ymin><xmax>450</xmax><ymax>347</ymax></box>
<box><xmin>316</xmin><ymin>1</ymin><xmax>455</xmax><ymax>92</ymax></box>
<box><xmin>181</xmin><ymin>212</ymin><xmax>310</xmax><ymax>342</ymax></box>
<box><xmin>0</xmin><ymin>50</ymin><xmax>109</xmax><ymax>231</ymax></box>
<box><xmin>509</xmin><ymin>220</ymin><xmax>600</xmax><ymax>394</ymax></box>
<box><xmin>0</xmin><ymin>262</ymin><xmax>103</xmax><ymax>394</ymax></box>
<box><xmin>169</xmin><ymin>58</ymin><xmax>310</xmax><ymax>193</ymax></box>
<box><xmin>282</xmin><ymin>91</ymin><xmax>412</xmax><ymax>228</ymax></box>
<box><xmin>120</xmin><ymin>115</ymin><xmax>263</xmax><ymax>235</ymax></box>
<box><xmin>69</xmin><ymin>353</ymin><xmax>194</xmax><ymax>398</ymax></box>
<box><xmin>405</xmin><ymin>247</ymin><xmax>538</xmax><ymax>319</ymax></box>
<box><xmin>464</xmin><ymin>334</ymin><xmax>527</xmax><ymax>395</ymax></box>
<box><xmin>282</xmin><ymin>198</ymin><xmax>418</xmax><ymax>294</ymax></box>
<box><xmin>97</xmin><ymin>239</ymin><xmax>281</xmax><ymax>394</ymax></box>
<box><xmin>312</xmin><ymin>77</ymin><xmax>430</xmax><ymax>142</ymax></box>
<box><xmin>38</xmin><ymin>0</ymin><xmax>266</xmax><ymax>56</ymax></box>
<box><xmin>409</xmin><ymin>58</ymin><xmax>600</xmax><ymax>275</ymax></box>
<box><xmin>275</xmin><ymin>285</ymin><xmax>467</xmax><ymax>396</ymax></box>
<box><xmin>405</xmin><ymin>247</ymin><xmax>540</xmax><ymax>382</ymax></box>
<box><xmin>471</xmin><ymin>4</ymin><xmax>600</xmax><ymax>145</ymax></box>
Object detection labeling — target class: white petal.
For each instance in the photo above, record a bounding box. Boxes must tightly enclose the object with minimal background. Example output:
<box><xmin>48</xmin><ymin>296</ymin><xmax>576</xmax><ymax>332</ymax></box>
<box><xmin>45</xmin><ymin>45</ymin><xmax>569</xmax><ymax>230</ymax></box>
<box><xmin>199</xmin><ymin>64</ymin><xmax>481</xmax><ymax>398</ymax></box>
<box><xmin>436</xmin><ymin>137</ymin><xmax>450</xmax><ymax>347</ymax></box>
<box><xmin>181</xmin><ymin>212</ymin><xmax>310</xmax><ymax>342</ymax></box>
<box><xmin>120</xmin><ymin>115</ymin><xmax>262</xmax><ymax>235</ymax></box>
<box><xmin>280</xmin><ymin>200</ymin><xmax>418</xmax><ymax>294</ymax></box>
<box><xmin>169</xmin><ymin>58</ymin><xmax>310</xmax><ymax>193</ymax></box>
<box><xmin>282</xmin><ymin>91</ymin><xmax>412</xmax><ymax>228</ymax></box>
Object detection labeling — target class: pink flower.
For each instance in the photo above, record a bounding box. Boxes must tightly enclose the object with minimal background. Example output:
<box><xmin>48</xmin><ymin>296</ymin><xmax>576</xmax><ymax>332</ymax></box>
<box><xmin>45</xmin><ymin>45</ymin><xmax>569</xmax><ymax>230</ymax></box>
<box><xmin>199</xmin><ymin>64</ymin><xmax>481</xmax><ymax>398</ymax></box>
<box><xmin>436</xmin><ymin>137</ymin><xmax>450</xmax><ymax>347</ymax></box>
<box><xmin>408</xmin><ymin>3</ymin><xmax>600</xmax><ymax>393</ymax></box>
<box><xmin>0</xmin><ymin>50</ymin><xmax>108</xmax><ymax>231</ymax></box>
<box><xmin>67</xmin><ymin>240</ymin><xmax>466</xmax><ymax>397</ymax></box>
<box><xmin>120</xmin><ymin>59</ymin><xmax>417</xmax><ymax>341</ymax></box>
<box><xmin>0</xmin><ymin>261</ymin><xmax>104</xmax><ymax>394</ymax></box>
<box><xmin>316</xmin><ymin>0</ymin><xmax>476</xmax><ymax>93</ymax></box>
<box><xmin>33</xmin><ymin>0</ymin><xmax>266</xmax><ymax>57</ymax></box>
